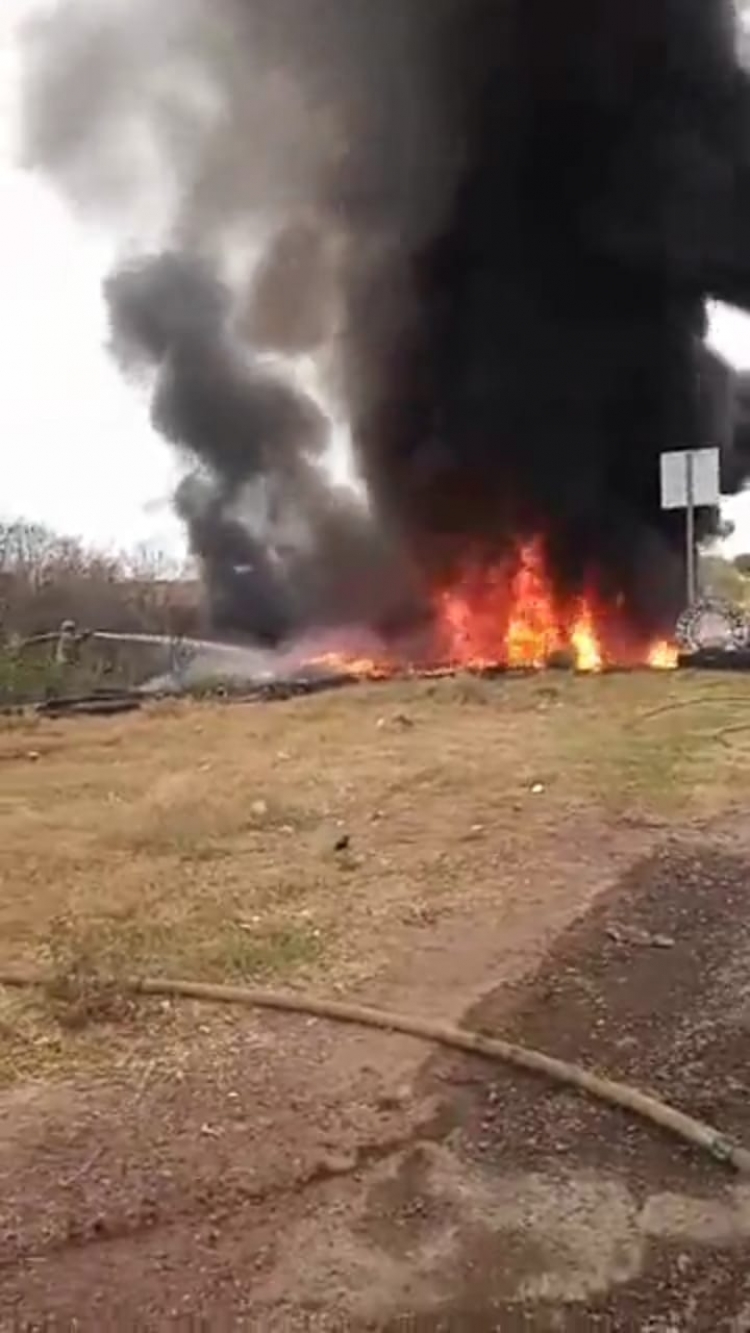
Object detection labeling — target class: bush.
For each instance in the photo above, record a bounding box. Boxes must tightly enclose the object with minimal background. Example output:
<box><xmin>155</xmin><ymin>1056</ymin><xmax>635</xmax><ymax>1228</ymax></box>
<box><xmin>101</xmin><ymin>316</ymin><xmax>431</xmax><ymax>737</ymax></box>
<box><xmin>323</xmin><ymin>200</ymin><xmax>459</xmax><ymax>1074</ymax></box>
<box><xmin>0</xmin><ymin>648</ymin><xmax>66</xmax><ymax>706</ymax></box>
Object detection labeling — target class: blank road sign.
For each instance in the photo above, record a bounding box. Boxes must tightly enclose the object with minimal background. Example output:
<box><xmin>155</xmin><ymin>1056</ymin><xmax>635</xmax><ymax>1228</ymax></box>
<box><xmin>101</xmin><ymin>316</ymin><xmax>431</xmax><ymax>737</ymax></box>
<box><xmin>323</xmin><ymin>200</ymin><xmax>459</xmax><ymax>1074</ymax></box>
<box><xmin>660</xmin><ymin>448</ymin><xmax>721</xmax><ymax>510</ymax></box>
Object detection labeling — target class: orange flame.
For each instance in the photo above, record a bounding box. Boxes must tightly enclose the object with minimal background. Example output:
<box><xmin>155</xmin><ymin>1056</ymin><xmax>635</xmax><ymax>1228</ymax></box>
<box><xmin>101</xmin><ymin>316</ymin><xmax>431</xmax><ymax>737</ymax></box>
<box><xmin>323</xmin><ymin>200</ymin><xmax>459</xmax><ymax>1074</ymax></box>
<box><xmin>440</xmin><ymin>540</ymin><xmax>607</xmax><ymax>673</ymax></box>
<box><xmin>570</xmin><ymin>603</ymin><xmax>604</xmax><ymax>674</ymax></box>
<box><xmin>505</xmin><ymin>541</ymin><xmax>565</xmax><ymax>668</ymax></box>
<box><xmin>647</xmin><ymin>640</ymin><xmax>679</xmax><ymax>671</ymax></box>
<box><xmin>309</xmin><ymin>651</ymin><xmax>392</xmax><ymax>680</ymax></box>
<box><xmin>309</xmin><ymin>537</ymin><xmax>677</xmax><ymax>679</ymax></box>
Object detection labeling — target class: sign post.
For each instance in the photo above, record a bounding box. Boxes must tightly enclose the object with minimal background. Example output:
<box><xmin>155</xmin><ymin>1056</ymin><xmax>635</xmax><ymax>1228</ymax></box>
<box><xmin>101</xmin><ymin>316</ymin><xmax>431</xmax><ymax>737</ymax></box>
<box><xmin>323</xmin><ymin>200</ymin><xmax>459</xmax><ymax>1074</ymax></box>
<box><xmin>660</xmin><ymin>447</ymin><xmax>720</xmax><ymax>607</ymax></box>
<box><xmin>685</xmin><ymin>450</ymin><xmax>696</xmax><ymax>605</ymax></box>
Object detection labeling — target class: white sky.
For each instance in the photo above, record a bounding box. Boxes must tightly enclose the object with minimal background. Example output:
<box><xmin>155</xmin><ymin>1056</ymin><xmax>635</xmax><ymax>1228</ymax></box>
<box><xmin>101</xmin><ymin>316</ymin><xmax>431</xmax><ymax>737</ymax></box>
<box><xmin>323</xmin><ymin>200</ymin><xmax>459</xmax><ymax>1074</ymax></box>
<box><xmin>2</xmin><ymin>4</ymin><xmax>750</xmax><ymax>560</ymax></box>
<box><xmin>0</xmin><ymin>1</ymin><xmax>186</xmax><ymax>558</ymax></box>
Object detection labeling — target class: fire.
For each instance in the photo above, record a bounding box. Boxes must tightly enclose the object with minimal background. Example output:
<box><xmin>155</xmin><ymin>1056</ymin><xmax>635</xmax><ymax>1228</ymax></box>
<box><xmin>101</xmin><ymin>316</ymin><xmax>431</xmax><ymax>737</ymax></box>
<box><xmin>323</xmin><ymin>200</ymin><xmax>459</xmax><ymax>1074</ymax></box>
<box><xmin>570</xmin><ymin>604</ymin><xmax>604</xmax><ymax>674</ymax></box>
<box><xmin>505</xmin><ymin>541</ymin><xmax>565</xmax><ymax>668</ymax></box>
<box><xmin>442</xmin><ymin>539</ymin><xmax>607</xmax><ymax>673</ymax></box>
<box><xmin>309</xmin><ymin>651</ymin><xmax>391</xmax><ymax>680</ymax></box>
<box><xmin>647</xmin><ymin>640</ymin><xmax>679</xmax><ymax>671</ymax></box>
<box><xmin>309</xmin><ymin>537</ymin><xmax>677</xmax><ymax>679</ymax></box>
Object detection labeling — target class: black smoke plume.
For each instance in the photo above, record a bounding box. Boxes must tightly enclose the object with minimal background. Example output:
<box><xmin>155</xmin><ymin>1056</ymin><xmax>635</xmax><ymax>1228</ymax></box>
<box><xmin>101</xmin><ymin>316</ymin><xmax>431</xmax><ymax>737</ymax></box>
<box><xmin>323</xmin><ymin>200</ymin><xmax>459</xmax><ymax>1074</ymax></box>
<box><xmin>20</xmin><ymin>0</ymin><xmax>750</xmax><ymax>643</ymax></box>
<box><xmin>105</xmin><ymin>251</ymin><xmax>414</xmax><ymax>641</ymax></box>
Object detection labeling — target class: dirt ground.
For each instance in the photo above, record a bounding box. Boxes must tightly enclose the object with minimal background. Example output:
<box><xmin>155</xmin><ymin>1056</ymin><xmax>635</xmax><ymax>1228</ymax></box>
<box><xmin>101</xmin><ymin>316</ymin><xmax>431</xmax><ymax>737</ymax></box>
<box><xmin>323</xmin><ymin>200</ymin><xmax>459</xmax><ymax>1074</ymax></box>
<box><xmin>1</xmin><ymin>671</ymin><xmax>750</xmax><ymax>1328</ymax></box>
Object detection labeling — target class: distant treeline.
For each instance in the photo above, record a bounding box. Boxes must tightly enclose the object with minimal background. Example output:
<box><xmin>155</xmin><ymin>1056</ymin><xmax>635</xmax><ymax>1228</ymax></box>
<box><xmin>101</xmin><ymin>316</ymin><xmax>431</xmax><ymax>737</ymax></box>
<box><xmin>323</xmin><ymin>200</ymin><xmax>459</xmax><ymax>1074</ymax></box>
<box><xmin>0</xmin><ymin>519</ymin><xmax>205</xmax><ymax>641</ymax></box>
<box><xmin>702</xmin><ymin>551</ymin><xmax>750</xmax><ymax>606</ymax></box>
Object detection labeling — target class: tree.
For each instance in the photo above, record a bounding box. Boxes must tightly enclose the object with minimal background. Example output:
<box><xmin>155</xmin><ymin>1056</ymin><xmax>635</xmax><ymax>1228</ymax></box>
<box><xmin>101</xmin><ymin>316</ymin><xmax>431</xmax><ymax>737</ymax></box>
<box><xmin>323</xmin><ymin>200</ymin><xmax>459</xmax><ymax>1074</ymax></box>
<box><xmin>0</xmin><ymin>517</ymin><xmax>204</xmax><ymax>638</ymax></box>
<box><xmin>702</xmin><ymin>554</ymin><xmax>750</xmax><ymax>605</ymax></box>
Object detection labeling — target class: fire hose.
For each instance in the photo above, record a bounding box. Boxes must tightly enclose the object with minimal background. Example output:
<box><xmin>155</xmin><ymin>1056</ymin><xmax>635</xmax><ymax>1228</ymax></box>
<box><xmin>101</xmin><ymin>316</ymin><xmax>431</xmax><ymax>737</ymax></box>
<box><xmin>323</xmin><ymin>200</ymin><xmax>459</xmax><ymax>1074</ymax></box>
<box><xmin>1</xmin><ymin>969</ymin><xmax>749</xmax><ymax>1175</ymax></box>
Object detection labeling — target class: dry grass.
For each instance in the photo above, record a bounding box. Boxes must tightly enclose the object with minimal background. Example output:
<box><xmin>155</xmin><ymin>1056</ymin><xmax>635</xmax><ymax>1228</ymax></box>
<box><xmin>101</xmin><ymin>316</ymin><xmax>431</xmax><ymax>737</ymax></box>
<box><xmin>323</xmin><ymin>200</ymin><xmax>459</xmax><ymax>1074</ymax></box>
<box><xmin>0</xmin><ymin>668</ymin><xmax>748</xmax><ymax>1084</ymax></box>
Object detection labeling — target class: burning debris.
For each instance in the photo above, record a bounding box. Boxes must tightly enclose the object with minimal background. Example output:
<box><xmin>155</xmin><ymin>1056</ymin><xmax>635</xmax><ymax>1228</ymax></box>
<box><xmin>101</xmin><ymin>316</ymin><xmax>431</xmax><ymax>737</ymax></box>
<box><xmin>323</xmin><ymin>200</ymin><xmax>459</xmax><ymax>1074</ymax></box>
<box><xmin>309</xmin><ymin>539</ymin><xmax>678</xmax><ymax>678</ymax></box>
<box><xmin>18</xmin><ymin>0</ymin><xmax>750</xmax><ymax>675</ymax></box>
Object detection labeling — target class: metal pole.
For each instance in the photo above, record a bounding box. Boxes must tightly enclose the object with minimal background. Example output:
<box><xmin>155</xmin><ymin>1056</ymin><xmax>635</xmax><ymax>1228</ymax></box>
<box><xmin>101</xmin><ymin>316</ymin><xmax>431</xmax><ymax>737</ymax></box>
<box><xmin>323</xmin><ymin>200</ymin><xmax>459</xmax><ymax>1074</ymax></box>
<box><xmin>686</xmin><ymin>451</ymin><xmax>697</xmax><ymax>605</ymax></box>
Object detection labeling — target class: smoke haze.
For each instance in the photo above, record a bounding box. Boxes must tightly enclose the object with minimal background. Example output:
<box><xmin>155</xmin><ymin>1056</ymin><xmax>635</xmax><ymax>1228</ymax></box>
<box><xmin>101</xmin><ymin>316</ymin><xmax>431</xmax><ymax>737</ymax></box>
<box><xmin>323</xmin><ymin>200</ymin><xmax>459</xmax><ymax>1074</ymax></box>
<box><xmin>19</xmin><ymin>0</ymin><xmax>750</xmax><ymax>641</ymax></box>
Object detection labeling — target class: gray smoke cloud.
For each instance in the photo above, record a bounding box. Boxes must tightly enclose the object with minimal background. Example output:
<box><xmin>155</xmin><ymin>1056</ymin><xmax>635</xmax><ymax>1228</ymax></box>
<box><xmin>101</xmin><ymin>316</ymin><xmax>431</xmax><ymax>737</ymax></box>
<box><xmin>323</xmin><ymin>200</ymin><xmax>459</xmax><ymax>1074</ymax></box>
<box><xmin>18</xmin><ymin>0</ymin><xmax>750</xmax><ymax>643</ymax></box>
<box><xmin>104</xmin><ymin>250</ymin><xmax>416</xmax><ymax>641</ymax></box>
<box><xmin>19</xmin><ymin>0</ymin><xmax>450</xmax><ymax>641</ymax></box>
